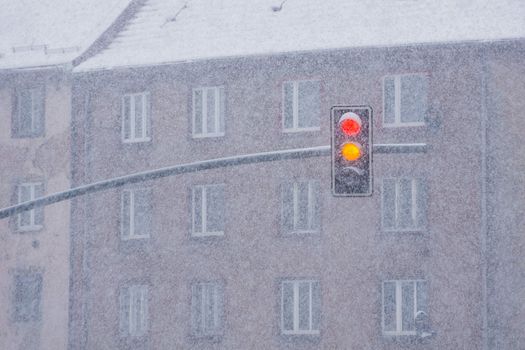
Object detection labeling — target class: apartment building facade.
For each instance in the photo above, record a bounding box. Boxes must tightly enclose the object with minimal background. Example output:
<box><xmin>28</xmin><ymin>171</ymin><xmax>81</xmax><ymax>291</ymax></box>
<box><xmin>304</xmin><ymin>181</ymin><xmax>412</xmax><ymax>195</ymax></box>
<box><xmin>0</xmin><ymin>1</ymin><xmax>135</xmax><ymax>349</ymax></box>
<box><xmin>0</xmin><ymin>66</ymin><xmax>72</xmax><ymax>350</ymax></box>
<box><xmin>69</xmin><ymin>35</ymin><xmax>525</xmax><ymax>348</ymax></box>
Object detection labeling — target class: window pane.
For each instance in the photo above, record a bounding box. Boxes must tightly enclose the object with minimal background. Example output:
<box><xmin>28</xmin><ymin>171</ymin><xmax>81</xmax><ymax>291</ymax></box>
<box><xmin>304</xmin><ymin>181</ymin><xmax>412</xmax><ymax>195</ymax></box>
<box><xmin>383</xmin><ymin>282</ymin><xmax>396</xmax><ymax>332</ymax></box>
<box><xmin>123</xmin><ymin>96</ymin><xmax>131</xmax><ymax>140</ymax></box>
<box><xmin>119</xmin><ymin>287</ymin><xmax>130</xmax><ymax>335</ymax></box>
<box><xmin>193</xmin><ymin>188</ymin><xmax>203</xmax><ymax>234</ymax></box>
<box><xmin>134</xmin><ymin>95</ymin><xmax>143</xmax><ymax>138</ymax></box>
<box><xmin>206</xmin><ymin>185</ymin><xmax>224</xmax><ymax>233</ymax></box>
<box><xmin>416</xmin><ymin>180</ymin><xmax>426</xmax><ymax>229</ymax></box>
<box><xmin>283</xmin><ymin>83</ymin><xmax>294</xmax><ymax>129</ymax></box>
<box><xmin>204</xmin><ymin>284</ymin><xmax>215</xmax><ymax>331</ymax></box>
<box><xmin>140</xmin><ymin>287</ymin><xmax>148</xmax><ymax>334</ymax></box>
<box><xmin>298</xmin><ymin>282</ymin><xmax>310</xmax><ymax>330</ymax></box>
<box><xmin>401</xmin><ymin>75</ymin><xmax>427</xmax><ymax>123</ymax></box>
<box><xmin>144</xmin><ymin>93</ymin><xmax>150</xmax><ymax>138</ymax></box>
<box><xmin>309</xmin><ymin>182</ymin><xmax>320</xmax><ymax>231</ymax></box>
<box><xmin>218</xmin><ymin>87</ymin><xmax>225</xmax><ymax>133</ymax></box>
<box><xmin>401</xmin><ymin>282</ymin><xmax>415</xmax><ymax>331</ymax></box>
<box><xmin>206</xmin><ymin>88</ymin><xmax>216</xmax><ymax>134</ymax></box>
<box><xmin>398</xmin><ymin>179</ymin><xmax>413</xmax><ymax>229</ymax></box>
<box><xmin>383</xmin><ymin>77</ymin><xmax>396</xmax><ymax>124</ymax></box>
<box><xmin>132</xmin><ymin>288</ymin><xmax>142</xmax><ymax>334</ymax></box>
<box><xmin>416</xmin><ymin>281</ymin><xmax>427</xmax><ymax>313</ymax></box>
<box><xmin>311</xmin><ymin>281</ymin><xmax>320</xmax><ymax>331</ymax></box>
<box><xmin>193</xmin><ymin>90</ymin><xmax>203</xmax><ymax>135</ymax></box>
<box><xmin>281</xmin><ymin>183</ymin><xmax>294</xmax><ymax>233</ymax></box>
<box><xmin>19</xmin><ymin>90</ymin><xmax>33</xmax><ymax>135</ymax></box>
<box><xmin>121</xmin><ymin>191</ymin><xmax>131</xmax><ymax>238</ymax></box>
<box><xmin>382</xmin><ymin>179</ymin><xmax>396</xmax><ymax>230</ymax></box>
<box><xmin>32</xmin><ymin>87</ymin><xmax>45</xmax><ymax>135</ymax></box>
<box><xmin>134</xmin><ymin>189</ymin><xmax>152</xmax><ymax>237</ymax></box>
<box><xmin>296</xmin><ymin>182</ymin><xmax>309</xmax><ymax>230</ymax></box>
<box><xmin>282</xmin><ymin>282</ymin><xmax>294</xmax><ymax>331</ymax></box>
<box><xmin>298</xmin><ymin>81</ymin><xmax>320</xmax><ymax>128</ymax></box>
<box><xmin>191</xmin><ymin>284</ymin><xmax>203</xmax><ymax>332</ymax></box>
<box><xmin>33</xmin><ymin>183</ymin><xmax>44</xmax><ymax>225</ymax></box>
<box><xmin>14</xmin><ymin>273</ymin><xmax>42</xmax><ymax>322</ymax></box>
<box><xmin>18</xmin><ymin>185</ymin><xmax>32</xmax><ymax>227</ymax></box>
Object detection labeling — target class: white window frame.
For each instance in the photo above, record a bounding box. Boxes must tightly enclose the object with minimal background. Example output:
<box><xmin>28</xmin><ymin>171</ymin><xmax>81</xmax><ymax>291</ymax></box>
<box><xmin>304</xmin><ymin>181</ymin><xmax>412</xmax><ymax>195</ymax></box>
<box><xmin>121</xmin><ymin>285</ymin><xmax>148</xmax><ymax>337</ymax></box>
<box><xmin>192</xmin><ymin>86</ymin><xmax>225</xmax><ymax>138</ymax></box>
<box><xmin>382</xmin><ymin>74</ymin><xmax>427</xmax><ymax>127</ymax></box>
<box><xmin>280</xmin><ymin>279</ymin><xmax>320</xmax><ymax>335</ymax></box>
<box><xmin>17</xmin><ymin>182</ymin><xmax>43</xmax><ymax>231</ymax></box>
<box><xmin>191</xmin><ymin>282</ymin><xmax>223</xmax><ymax>336</ymax></box>
<box><xmin>121</xmin><ymin>189</ymin><xmax>151</xmax><ymax>240</ymax></box>
<box><xmin>381</xmin><ymin>178</ymin><xmax>424</xmax><ymax>232</ymax></box>
<box><xmin>282</xmin><ymin>80</ymin><xmax>321</xmax><ymax>133</ymax></box>
<box><xmin>121</xmin><ymin>92</ymin><xmax>151</xmax><ymax>143</ymax></box>
<box><xmin>283</xmin><ymin>181</ymin><xmax>319</xmax><ymax>234</ymax></box>
<box><xmin>382</xmin><ymin>279</ymin><xmax>426</xmax><ymax>336</ymax></box>
<box><xmin>191</xmin><ymin>184</ymin><xmax>225</xmax><ymax>237</ymax></box>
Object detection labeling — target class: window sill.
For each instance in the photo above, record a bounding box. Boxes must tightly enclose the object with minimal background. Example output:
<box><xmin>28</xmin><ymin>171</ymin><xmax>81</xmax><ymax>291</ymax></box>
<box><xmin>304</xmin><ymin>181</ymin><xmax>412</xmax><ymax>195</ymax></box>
<box><xmin>121</xmin><ymin>235</ymin><xmax>150</xmax><ymax>241</ymax></box>
<box><xmin>383</xmin><ymin>331</ymin><xmax>417</xmax><ymax>336</ymax></box>
<box><xmin>382</xmin><ymin>122</ymin><xmax>425</xmax><ymax>128</ymax></box>
<box><xmin>381</xmin><ymin>228</ymin><xmax>426</xmax><ymax>234</ymax></box>
<box><xmin>192</xmin><ymin>133</ymin><xmax>225</xmax><ymax>139</ymax></box>
<box><xmin>122</xmin><ymin>138</ymin><xmax>152</xmax><ymax>144</ymax></box>
<box><xmin>282</xmin><ymin>127</ymin><xmax>320</xmax><ymax>134</ymax></box>
<box><xmin>282</xmin><ymin>229</ymin><xmax>320</xmax><ymax>236</ymax></box>
<box><xmin>282</xmin><ymin>330</ymin><xmax>320</xmax><ymax>336</ymax></box>
<box><xmin>16</xmin><ymin>225</ymin><xmax>43</xmax><ymax>233</ymax></box>
<box><xmin>191</xmin><ymin>231</ymin><xmax>224</xmax><ymax>238</ymax></box>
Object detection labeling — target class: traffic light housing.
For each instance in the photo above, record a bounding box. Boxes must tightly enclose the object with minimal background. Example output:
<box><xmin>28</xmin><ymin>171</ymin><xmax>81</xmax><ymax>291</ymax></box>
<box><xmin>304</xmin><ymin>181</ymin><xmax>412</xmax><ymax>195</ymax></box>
<box><xmin>331</xmin><ymin>106</ymin><xmax>372</xmax><ymax>196</ymax></box>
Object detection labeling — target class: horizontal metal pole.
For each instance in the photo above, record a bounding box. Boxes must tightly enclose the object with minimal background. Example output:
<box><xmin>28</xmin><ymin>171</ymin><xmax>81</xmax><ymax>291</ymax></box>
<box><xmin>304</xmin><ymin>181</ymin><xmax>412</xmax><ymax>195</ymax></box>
<box><xmin>0</xmin><ymin>143</ymin><xmax>427</xmax><ymax>219</ymax></box>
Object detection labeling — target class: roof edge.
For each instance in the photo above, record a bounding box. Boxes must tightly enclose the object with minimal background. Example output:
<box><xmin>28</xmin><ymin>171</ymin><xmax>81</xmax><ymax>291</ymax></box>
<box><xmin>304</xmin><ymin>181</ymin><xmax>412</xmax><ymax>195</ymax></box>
<box><xmin>73</xmin><ymin>36</ymin><xmax>525</xmax><ymax>74</ymax></box>
<box><xmin>73</xmin><ymin>0</ymin><xmax>148</xmax><ymax>68</ymax></box>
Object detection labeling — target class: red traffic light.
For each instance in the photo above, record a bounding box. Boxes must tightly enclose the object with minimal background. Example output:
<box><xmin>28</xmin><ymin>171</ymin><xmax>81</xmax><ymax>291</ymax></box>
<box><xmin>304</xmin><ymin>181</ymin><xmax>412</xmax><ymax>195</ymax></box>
<box><xmin>339</xmin><ymin>112</ymin><xmax>362</xmax><ymax>136</ymax></box>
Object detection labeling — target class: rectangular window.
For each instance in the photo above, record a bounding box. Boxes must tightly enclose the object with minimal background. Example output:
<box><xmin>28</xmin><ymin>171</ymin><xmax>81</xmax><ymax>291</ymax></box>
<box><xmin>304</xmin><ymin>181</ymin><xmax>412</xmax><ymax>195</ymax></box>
<box><xmin>192</xmin><ymin>184</ymin><xmax>225</xmax><ymax>236</ymax></box>
<box><xmin>281</xmin><ymin>280</ymin><xmax>320</xmax><ymax>335</ymax></box>
<box><xmin>119</xmin><ymin>285</ymin><xmax>148</xmax><ymax>337</ymax></box>
<box><xmin>281</xmin><ymin>181</ymin><xmax>320</xmax><ymax>234</ymax></box>
<box><xmin>283</xmin><ymin>80</ymin><xmax>321</xmax><ymax>132</ymax></box>
<box><xmin>382</xmin><ymin>280</ymin><xmax>427</xmax><ymax>335</ymax></box>
<box><xmin>191</xmin><ymin>282</ymin><xmax>223</xmax><ymax>336</ymax></box>
<box><xmin>121</xmin><ymin>188</ymin><xmax>152</xmax><ymax>240</ymax></box>
<box><xmin>12</xmin><ymin>87</ymin><xmax>45</xmax><ymax>138</ymax></box>
<box><xmin>192</xmin><ymin>87</ymin><xmax>225</xmax><ymax>137</ymax></box>
<box><xmin>12</xmin><ymin>271</ymin><xmax>42</xmax><ymax>322</ymax></box>
<box><xmin>383</xmin><ymin>74</ymin><xmax>428</xmax><ymax>126</ymax></box>
<box><xmin>382</xmin><ymin>178</ymin><xmax>426</xmax><ymax>232</ymax></box>
<box><xmin>122</xmin><ymin>92</ymin><xmax>150</xmax><ymax>142</ymax></box>
<box><xmin>17</xmin><ymin>182</ymin><xmax>44</xmax><ymax>231</ymax></box>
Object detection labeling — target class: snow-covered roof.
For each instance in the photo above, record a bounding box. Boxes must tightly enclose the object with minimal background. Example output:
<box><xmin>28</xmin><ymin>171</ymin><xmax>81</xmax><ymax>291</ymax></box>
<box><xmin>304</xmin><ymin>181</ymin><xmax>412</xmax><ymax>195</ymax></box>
<box><xmin>75</xmin><ymin>0</ymin><xmax>525</xmax><ymax>72</ymax></box>
<box><xmin>0</xmin><ymin>0</ymin><xmax>132</xmax><ymax>70</ymax></box>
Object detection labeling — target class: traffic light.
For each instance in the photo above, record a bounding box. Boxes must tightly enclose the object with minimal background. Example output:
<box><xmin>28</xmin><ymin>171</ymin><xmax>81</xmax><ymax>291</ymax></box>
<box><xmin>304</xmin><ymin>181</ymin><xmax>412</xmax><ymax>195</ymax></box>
<box><xmin>331</xmin><ymin>106</ymin><xmax>372</xmax><ymax>196</ymax></box>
